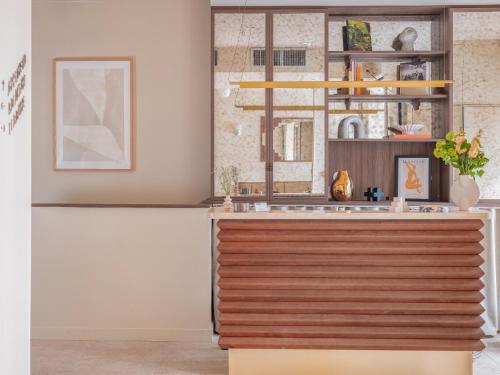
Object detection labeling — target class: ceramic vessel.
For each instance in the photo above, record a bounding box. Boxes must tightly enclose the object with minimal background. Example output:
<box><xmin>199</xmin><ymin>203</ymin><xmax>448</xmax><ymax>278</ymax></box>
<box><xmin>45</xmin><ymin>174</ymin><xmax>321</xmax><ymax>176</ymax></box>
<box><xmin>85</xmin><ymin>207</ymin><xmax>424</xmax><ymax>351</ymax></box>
<box><xmin>223</xmin><ymin>195</ymin><xmax>234</xmax><ymax>212</ymax></box>
<box><xmin>331</xmin><ymin>170</ymin><xmax>353</xmax><ymax>201</ymax></box>
<box><xmin>338</xmin><ymin>116</ymin><xmax>365</xmax><ymax>139</ymax></box>
<box><xmin>450</xmin><ymin>175</ymin><xmax>480</xmax><ymax>211</ymax></box>
<box><xmin>398</xmin><ymin>27</ymin><xmax>418</xmax><ymax>51</ymax></box>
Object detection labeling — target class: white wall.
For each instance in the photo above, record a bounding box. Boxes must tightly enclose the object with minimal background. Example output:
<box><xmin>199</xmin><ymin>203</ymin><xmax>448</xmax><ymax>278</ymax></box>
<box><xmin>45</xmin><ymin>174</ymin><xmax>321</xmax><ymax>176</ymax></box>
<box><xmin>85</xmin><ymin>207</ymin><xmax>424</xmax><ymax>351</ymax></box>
<box><xmin>31</xmin><ymin>208</ymin><xmax>213</xmax><ymax>341</ymax></box>
<box><xmin>0</xmin><ymin>0</ymin><xmax>31</xmax><ymax>373</ymax></box>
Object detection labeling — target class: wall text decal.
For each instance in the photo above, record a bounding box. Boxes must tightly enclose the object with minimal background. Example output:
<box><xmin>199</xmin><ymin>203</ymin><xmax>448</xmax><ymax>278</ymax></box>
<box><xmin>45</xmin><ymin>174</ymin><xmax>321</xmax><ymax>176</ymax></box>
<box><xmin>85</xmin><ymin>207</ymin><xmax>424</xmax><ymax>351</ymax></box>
<box><xmin>1</xmin><ymin>54</ymin><xmax>27</xmax><ymax>135</ymax></box>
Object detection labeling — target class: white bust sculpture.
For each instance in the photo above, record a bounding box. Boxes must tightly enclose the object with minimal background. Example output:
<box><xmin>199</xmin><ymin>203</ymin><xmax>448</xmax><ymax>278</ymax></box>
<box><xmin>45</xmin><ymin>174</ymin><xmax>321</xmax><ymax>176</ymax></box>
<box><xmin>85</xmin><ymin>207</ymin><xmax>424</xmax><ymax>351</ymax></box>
<box><xmin>398</xmin><ymin>27</ymin><xmax>418</xmax><ymax>51</ymax></box>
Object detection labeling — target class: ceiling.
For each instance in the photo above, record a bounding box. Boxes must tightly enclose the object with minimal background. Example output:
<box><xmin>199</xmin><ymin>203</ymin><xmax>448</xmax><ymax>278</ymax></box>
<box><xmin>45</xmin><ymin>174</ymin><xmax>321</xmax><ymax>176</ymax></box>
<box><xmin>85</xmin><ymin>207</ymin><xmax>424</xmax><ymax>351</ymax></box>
<box><xmin>212</xmin><ymin>0</ymin><xmax>500</xmax><ymax>5</ymax></box>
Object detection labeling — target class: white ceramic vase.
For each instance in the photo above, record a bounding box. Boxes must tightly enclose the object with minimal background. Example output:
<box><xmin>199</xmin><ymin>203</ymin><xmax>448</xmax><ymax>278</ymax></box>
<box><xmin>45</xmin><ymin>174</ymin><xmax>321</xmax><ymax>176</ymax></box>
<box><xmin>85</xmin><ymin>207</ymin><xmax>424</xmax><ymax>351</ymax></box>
<box><xmin>450</xmin><ymin>175</ymin><xmax>480</xmax><ymax>211</ymax></box>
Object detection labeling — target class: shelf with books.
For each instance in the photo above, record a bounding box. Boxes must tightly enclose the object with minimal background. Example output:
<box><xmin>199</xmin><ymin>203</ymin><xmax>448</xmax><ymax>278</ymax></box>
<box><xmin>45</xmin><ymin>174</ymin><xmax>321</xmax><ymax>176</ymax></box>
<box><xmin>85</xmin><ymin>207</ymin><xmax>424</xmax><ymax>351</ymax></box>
<box><xmin>328</xmin><ymin>50</ymin><xmax>447</xmax><ymax>62</ymax></box>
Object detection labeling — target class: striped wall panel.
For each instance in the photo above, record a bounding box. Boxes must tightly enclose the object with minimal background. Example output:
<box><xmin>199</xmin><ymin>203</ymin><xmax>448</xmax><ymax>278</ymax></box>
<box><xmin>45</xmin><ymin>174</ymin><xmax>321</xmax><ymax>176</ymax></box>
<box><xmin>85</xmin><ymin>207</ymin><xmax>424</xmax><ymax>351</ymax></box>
<box><xmin>216</xmin><ymin>219</ymin><xmax>485</xmax><ymax>351</ymax></box>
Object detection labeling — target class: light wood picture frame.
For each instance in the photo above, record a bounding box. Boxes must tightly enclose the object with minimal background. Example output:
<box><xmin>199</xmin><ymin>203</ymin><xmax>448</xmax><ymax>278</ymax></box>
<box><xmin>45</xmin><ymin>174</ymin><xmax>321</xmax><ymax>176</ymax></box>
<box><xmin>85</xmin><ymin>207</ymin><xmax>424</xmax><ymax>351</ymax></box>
<box><xmin>53</xmin><ymin>57</ymin><xmax>135</xmax><ymax>170</ymax></box>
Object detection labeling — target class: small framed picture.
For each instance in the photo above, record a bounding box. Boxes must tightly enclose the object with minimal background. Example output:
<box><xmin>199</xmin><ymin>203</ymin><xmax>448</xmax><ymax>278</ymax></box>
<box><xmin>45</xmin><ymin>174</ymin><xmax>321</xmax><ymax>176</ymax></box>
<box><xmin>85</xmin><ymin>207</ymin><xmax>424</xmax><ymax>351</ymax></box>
<box><xmin>395</xmin><ymin>156</ymin><xmax>431</xmax><ymax>201</ymax></box>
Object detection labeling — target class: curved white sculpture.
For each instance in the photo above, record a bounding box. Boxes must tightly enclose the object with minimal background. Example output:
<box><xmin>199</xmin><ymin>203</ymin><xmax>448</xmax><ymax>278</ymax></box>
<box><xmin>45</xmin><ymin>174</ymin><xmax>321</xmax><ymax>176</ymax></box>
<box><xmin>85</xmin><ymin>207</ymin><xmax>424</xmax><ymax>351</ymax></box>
<box><xmin>338</xmin><ymin>116</ymin><xmax>365</xmax><ymax>139</ymax></box>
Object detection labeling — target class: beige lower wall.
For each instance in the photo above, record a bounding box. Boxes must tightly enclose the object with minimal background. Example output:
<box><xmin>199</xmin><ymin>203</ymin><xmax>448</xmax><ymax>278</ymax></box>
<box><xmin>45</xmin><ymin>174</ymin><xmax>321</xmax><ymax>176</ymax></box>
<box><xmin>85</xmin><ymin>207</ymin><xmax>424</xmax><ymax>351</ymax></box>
<box><xmin>31</xmin><ymin>207</ymin><xmax>213</xmax><ymax>341</ymax></box>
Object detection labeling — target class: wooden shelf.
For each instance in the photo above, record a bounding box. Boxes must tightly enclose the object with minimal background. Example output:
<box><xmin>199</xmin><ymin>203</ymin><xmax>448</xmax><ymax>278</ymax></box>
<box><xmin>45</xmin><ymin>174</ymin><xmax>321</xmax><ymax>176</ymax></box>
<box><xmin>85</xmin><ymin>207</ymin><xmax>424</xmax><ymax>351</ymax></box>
<box><xmin>328</xmin><ymin>50</ymin><xmax>447</xmax><ymax>62</ymax></box>
<box><xmin>231</xmin><ymin>80</ymin><xmax>452</xmax><ymax>89</ymax></box>
<box><xmin>328</xmin><ymin>138</ymin><xmax>442</xmax><ymax>143</ymax></box>
<box><xmin>328</xmin><ymin>94</ymin><xmax>448</xmax><ymax>102</ymax></box>
<box><xmin>235</xmin><ymin>105</ymin><xmax>382</xmax><ymax>114</ymax></box>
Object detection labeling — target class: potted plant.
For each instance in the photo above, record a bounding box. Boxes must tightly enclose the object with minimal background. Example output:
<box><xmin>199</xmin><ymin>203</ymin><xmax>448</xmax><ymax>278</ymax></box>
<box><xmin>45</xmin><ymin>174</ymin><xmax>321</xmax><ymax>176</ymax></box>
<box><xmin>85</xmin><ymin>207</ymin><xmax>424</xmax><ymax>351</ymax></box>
<box><xmin>434</xmin><ymin>130</ymin><xmax>489</xmax><ymax>211</ymax></box>
<box><xmin>218</xmin><ymin>166</ymin><xmax>240</xmax><ymax>212</ymax></box>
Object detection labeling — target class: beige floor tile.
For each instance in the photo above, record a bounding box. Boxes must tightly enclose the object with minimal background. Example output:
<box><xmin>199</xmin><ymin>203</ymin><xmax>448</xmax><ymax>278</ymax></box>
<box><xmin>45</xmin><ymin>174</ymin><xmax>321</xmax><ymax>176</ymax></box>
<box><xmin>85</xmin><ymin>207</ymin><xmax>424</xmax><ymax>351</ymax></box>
<box><xmin>34</xmin><ymin>337</ymin><xmax>500</xmax><ymax>375</ymax></box>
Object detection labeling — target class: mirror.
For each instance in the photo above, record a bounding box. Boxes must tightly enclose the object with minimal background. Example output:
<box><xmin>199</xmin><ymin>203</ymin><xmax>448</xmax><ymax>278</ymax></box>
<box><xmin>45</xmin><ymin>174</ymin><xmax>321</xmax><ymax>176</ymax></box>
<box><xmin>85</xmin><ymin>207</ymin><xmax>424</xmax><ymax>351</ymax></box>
<box><xmin>260</xmin><ymin>118</ymin><xmax>314</xmax><ymax>162</ymax></box>
<box><xmin>453</xmin><ymin>11</ymin><xmax>500</xmax><ymax>199</ymax></box>
<box><xmin>272</xmin><ymin>13</ymin><xmax>325</xmax><ymax>196</ymax></box>
<box><xmin>274</xmin><ymin>119</ymin><xmax>314</xmax><ymax>161</ymax></box>
<box><xmin>213</xmin><ymin>13</ymin><xmax>267</xmax><ymax>197</ymax></box>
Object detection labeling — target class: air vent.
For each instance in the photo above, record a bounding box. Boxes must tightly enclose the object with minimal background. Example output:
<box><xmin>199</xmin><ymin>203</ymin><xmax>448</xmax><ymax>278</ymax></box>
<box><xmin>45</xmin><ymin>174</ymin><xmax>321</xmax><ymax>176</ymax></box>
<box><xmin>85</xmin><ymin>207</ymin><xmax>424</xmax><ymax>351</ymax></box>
<box><xmin>252</xmin><ymin>48</ymin><xmax>266</xmax><ymax>66</ymax></box>
<box><xmin>252</xmin><ymin>48</ymin><xmax>307</xmax><ymax>67</ymax></box>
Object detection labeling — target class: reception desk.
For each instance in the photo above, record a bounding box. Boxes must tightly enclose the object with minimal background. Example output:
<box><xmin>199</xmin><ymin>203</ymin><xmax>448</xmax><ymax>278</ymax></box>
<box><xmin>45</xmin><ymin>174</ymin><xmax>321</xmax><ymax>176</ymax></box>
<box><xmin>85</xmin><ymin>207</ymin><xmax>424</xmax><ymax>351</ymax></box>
<box><xmin>209</xmin><ymin>207</ymin><xmax>488</xmax><ymax>375</ymax></box>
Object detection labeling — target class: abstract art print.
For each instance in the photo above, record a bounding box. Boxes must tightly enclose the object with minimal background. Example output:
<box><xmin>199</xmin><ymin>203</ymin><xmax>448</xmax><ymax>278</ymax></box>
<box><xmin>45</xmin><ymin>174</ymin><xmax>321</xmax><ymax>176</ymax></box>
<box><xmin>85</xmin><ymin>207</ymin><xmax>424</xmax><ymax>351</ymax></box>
<box><xmin>54</xmin><ymin>57</ymin><xmax>134</xmax><ymax>170</ymax></box>
<box><xmin>395</xmin><ymin>156</ymin><xmax>431</xmax><ymax>201</ymax></box>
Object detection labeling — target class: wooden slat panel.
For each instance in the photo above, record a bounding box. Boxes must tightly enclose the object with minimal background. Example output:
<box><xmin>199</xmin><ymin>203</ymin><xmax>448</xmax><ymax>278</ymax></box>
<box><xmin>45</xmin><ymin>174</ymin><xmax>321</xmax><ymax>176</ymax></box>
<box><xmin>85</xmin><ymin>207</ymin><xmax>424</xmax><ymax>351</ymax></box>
<box><xmin>216</xmin><ymin>219</ymin><xmax>485</xmax><ymax>351</ymax></box>
<box><xmin>219</xmin><ymin>278</ymin><xmax>484</xmax><ymax>291</ymax></box>
<box><xmin>219</xmin><ymin>313</ymin><xmax>485</xmax><ymax>328</ymax></box>
<box><xmin>218</xmin><ymin>229</ymin><xmax>483</xmax><ymax>243</ymax></box>
<box><xmin>218</xmin><ymin>290</ymin><xmax>484</xmax><ymax>303</ymax></box>
<box><xmin>219</xmin><ymin>301</ymin><xmax>484</xmax><ymax>315</ymax></box>
<box><xmin>218</xmin><ymin>241</ymin><xmax>484</xmax><ymax>255</ymax></box>
<box><xmin>218</xmin><ymin>254</ymin><xmax>484</xmax><ymax>267</ymax></box>
<box><xmin>218</xmin><ymin>265</ymin><xmax>484</xmax><ymax>279</ymax></box>
<box><xmin>219</xmin><ymin>325</ymin><xmax>484</xmax><ymax>340</ymax></box>
<box><xmin>218</xmin><ymin>337</ymin><xmax>485</xmax><ymax>351</ymax></box>
<box><xmin>217</xmin><ymin>219</ymin><xmax>484</xmax><ymax>231</ymax></box>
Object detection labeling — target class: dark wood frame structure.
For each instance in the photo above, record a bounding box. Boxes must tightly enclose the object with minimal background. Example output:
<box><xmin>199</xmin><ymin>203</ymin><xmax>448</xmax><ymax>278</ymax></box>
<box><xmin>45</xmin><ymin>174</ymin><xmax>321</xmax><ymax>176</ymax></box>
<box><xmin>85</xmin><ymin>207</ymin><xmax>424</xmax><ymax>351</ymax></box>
<box><xmin>210</xmin><ymin>5</ymin><xmax>500</xmax><ymax>205</ymax></box>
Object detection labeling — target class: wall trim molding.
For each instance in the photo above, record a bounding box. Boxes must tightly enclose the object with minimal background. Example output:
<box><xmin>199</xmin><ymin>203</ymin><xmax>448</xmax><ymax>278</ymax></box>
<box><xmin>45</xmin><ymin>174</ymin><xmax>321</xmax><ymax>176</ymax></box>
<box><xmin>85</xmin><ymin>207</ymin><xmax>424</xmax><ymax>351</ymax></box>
<box><xmin>31</xmin><ymin>203</ymin><xmax>209</xmax><ymax>208</ymax></box>
<box><xmin>31</xmin><ymin>327</ymin><xmax>214</xmax><ymax>342</ymax></box>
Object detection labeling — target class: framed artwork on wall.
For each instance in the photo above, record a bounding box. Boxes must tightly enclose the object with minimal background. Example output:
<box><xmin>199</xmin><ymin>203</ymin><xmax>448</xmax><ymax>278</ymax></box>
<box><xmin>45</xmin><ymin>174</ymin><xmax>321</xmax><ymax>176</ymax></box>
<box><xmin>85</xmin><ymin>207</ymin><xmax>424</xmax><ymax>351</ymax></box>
<box><xmin>395</xmin><ymin>156</ymin><xmax>431</xmax><ymax>201</ymax></box>
<box><xmin>53</xmin><ymin>57</ymin><xmax>134</xmax><ymax>170</ymax></box>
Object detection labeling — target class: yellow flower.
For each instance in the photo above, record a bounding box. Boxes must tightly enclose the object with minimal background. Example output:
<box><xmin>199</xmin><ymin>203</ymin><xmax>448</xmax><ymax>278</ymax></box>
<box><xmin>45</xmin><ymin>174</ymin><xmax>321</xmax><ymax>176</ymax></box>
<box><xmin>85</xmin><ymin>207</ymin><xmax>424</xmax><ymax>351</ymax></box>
<box><xmin>455</xmin><ymin>133</ymin><xmax>467</xmax><ymax>154</ymax></box>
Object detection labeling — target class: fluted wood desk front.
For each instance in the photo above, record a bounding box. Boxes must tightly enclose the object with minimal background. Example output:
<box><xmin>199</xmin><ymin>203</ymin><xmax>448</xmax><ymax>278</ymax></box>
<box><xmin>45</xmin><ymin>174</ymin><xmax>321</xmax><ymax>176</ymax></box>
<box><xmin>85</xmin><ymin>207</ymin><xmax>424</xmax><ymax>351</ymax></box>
<box><xmin>210</xmin><ymin>209</ymin><xmax>489</xmax><ymax>375</ymax></box>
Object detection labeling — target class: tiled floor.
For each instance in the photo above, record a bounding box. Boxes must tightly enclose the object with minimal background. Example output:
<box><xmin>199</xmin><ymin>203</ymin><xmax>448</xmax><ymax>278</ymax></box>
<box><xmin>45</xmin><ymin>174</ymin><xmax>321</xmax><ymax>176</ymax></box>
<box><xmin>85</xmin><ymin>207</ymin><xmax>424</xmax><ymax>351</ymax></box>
<box><xmin>32</xmin><ymin>337</ymin><xmax>500</xmax><ymax>375</ymax></box>
<box><xmin>475</xmin><ymin>337</ymin><xmax>500</xmax><ymax>375</ymax></box>
<box><xmin>31</xmin><ymin>339</ymin><xmax>228</xmax><ymax>375</ymax></box>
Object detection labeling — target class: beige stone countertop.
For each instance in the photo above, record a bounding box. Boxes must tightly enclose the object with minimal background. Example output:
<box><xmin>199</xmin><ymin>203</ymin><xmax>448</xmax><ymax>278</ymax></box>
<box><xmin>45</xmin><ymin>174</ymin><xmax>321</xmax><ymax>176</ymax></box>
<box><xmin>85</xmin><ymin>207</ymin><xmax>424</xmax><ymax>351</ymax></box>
<box><xmin>208</xmin><ymin>207</ymin><xmax>490</xmax><ymax>220</ymax></box>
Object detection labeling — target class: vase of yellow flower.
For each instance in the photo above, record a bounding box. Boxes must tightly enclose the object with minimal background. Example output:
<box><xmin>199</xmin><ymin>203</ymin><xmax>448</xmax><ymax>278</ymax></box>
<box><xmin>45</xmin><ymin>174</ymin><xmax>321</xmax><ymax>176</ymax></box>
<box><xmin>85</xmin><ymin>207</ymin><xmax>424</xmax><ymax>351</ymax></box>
<box><xmin>434</xmin><ymin>130</ymin><xmax>489</xmax><ymax>211</ymax></box>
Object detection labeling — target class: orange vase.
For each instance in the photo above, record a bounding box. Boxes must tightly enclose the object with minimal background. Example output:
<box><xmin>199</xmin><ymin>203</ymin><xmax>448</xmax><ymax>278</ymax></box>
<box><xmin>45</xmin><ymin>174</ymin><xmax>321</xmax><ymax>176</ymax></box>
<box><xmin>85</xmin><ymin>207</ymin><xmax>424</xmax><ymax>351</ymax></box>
<box><xmin>331</xmin><ymin>170</ymin><xmax>353</xmax><ymax>201</ymax></box>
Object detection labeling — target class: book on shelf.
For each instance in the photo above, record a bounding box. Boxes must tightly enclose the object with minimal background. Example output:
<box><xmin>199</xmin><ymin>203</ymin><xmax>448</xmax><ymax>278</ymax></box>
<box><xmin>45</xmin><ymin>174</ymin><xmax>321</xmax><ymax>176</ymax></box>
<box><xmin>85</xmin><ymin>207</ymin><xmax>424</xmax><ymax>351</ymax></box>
<box><xmin>393</xmin><ymin>134</ymin><xmax>433</xmax><ymax>139</ymax></box>
<box><xmin>399</xmin><ymin>61</ymin><xmax>431</xmax><ymax>95</ymax></box>
<box><xmin>346</xmin><ymin>61</ymin><xmax>366</xmax><ymax>95</ymax></box>
<box><xmin>346</xmin><ymin>19</ymin><xmax>372</xmax><ymax>51</ymax></box>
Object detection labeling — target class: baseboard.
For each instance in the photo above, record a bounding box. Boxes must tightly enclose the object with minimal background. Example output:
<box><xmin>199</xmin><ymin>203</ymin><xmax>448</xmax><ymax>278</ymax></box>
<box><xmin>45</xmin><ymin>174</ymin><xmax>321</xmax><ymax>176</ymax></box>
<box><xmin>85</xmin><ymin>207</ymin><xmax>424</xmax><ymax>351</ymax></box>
<box><xmin>31</xmin><ymin>327</ymin><xmax>213</xmax><ymax>342</ymax></box>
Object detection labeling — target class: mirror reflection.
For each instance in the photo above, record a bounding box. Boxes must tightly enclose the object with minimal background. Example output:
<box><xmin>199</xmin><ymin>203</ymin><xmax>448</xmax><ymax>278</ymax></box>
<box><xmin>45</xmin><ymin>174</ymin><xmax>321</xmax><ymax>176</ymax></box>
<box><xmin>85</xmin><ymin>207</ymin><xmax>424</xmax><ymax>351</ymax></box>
<box><xmin>260</xmin><ymin>118</ymin><xmax>314</xmax><ymax>162</ymax></box>
<box><xmin>274</xmin><ymin>119</ymin><xmax>314</xmax><ymax>162</ymax></box>
<box><xmin>453</xmin><ymin>11</ymin><xmax>500</xmax><ymax>199</ymax></box>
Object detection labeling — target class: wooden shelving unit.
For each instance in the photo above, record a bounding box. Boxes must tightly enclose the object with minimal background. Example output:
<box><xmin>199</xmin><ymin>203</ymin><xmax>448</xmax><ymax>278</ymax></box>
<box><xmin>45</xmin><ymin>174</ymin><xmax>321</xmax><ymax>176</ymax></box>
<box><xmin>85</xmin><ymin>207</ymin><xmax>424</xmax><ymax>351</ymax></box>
<box><xmin>326</xmin><ymin>7</ymin><xmax>451</xmax><ymax>202</ymax></box>
<box><xmin>211</xmin><ymin>6</ymin><xmax>452</xmax><ymax>203</ymax></box>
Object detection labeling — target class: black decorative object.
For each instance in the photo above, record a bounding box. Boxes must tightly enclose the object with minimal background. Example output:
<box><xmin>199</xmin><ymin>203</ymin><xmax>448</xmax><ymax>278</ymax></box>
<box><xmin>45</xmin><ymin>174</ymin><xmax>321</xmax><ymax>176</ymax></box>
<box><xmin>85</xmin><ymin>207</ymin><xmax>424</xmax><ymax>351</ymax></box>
<box><xmin>364</xmin><ymin>187</ymin><xmax>385</xmax><ymax>202</ymax></box>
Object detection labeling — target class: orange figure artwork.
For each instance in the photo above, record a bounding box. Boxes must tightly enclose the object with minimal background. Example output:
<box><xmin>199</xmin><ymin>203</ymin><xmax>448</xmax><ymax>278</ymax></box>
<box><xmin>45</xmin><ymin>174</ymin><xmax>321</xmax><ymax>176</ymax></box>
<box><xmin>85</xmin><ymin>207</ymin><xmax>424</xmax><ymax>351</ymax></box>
<box><xmin>403</xmin><ymin>161</ymin><xmax>422</xmax><ymax>193</ymax></box>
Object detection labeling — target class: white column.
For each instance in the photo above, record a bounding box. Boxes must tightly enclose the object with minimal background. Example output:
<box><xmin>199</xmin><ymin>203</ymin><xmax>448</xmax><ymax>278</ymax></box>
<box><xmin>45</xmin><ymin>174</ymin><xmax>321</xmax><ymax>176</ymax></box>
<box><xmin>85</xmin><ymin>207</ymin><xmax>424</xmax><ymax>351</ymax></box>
<box><xmin>0</xmin><ymin>0</ymin><xmax>31</xmax><ymax>374</ymax></box>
